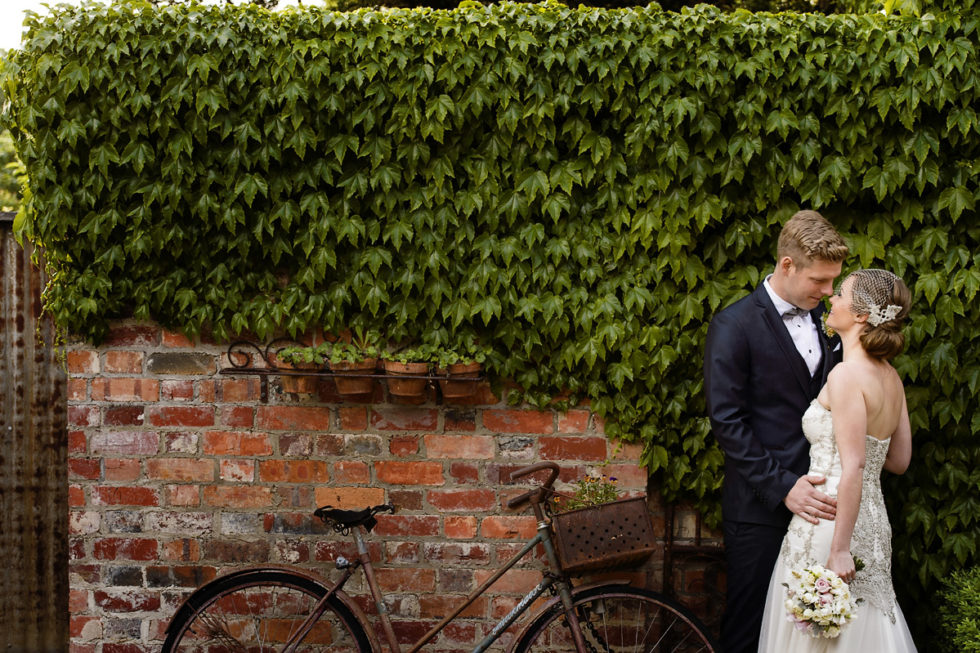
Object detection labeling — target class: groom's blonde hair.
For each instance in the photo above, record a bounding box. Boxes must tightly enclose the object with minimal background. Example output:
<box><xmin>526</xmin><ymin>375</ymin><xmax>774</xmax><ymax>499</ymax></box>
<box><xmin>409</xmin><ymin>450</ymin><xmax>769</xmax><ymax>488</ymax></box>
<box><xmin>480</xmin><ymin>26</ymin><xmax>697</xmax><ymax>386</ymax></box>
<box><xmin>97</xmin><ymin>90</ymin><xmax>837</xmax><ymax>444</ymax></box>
<box><xmin>777</xmin><ymin>210</ymin><xmax>849</xmax><ymax>267</ymax></box>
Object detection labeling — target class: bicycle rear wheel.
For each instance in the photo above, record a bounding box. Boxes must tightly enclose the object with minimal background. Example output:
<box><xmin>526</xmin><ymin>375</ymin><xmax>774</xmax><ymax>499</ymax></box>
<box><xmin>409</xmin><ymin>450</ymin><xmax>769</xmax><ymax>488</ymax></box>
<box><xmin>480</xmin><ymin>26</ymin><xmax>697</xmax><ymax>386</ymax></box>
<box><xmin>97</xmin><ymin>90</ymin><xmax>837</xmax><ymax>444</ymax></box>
<box><xmin>513</xmin><ymin>585</ymin><xmax>717</xmax><ymax>653</ymax></box>
<box><xmin>162</xmin><ymin>568</ymin><xmax>372</xmax><ymax>652</ymax></box>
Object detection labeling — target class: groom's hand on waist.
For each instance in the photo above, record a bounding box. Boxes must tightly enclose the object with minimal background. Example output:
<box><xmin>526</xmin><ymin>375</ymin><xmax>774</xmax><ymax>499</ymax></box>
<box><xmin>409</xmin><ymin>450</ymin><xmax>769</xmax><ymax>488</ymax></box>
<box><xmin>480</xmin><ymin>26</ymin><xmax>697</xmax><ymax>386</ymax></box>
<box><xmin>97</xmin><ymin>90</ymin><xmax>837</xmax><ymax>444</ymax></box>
<box><xmin>783</xmin><ymin>474</ymin><xmax>837</xmax><ymax>524</ymax></box>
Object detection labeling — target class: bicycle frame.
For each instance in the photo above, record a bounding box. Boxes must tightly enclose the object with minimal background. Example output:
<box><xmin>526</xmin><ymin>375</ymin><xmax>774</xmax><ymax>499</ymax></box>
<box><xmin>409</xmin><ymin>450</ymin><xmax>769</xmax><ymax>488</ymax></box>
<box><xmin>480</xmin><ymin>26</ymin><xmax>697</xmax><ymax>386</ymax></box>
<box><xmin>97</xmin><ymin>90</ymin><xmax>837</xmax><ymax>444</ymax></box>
<box><xmin>290</xmin><ymin>506</ymin><xmax>590</xmax><ymax>653</ymax></box>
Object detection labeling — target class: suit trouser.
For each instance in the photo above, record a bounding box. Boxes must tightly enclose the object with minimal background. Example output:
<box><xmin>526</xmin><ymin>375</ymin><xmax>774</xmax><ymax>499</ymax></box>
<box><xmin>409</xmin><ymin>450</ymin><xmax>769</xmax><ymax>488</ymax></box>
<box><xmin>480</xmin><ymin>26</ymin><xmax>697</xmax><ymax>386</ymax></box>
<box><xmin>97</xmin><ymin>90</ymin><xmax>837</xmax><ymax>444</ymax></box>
<box><xmin>720</xmin><ymin>520</ymin><xmax>786</xmax><ymax>653</ymax></box>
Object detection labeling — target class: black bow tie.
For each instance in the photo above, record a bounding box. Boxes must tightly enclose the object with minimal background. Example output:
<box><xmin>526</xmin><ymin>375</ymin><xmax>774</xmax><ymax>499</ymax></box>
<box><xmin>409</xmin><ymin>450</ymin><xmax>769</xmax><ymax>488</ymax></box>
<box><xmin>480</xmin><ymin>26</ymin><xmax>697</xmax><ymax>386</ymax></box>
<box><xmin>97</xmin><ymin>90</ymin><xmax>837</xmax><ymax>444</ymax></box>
<box><xmin>782</xmin><ymin>307</ymin><xmax>810</xmax><ymax>319</ymax></box>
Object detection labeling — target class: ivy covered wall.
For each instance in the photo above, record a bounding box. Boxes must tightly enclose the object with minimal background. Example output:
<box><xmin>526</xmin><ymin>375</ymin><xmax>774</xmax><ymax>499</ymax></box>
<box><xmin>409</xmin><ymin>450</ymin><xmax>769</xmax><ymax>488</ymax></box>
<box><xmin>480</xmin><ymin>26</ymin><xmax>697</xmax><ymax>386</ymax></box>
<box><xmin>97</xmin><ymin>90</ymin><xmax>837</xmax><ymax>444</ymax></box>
<box><xmin>3</xmin><ymin>0</ymin><xmax>979</xmax><ymax>643</ymax></box>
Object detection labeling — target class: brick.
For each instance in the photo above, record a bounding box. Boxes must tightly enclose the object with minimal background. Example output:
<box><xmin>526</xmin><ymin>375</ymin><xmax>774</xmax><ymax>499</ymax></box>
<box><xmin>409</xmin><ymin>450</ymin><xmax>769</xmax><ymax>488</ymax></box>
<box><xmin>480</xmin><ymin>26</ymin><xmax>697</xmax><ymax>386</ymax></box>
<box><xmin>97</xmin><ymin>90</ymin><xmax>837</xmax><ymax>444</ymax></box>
<box><xmin>445</xmin><ymin>516</ymin><xmax>478</xmax><ymax>539</ymax></box>
<box><xmin>276</xmin><ymin>433</ymin><xmax>311</xmax><ymax>457</ymax></box>
<box><xmin>69</xmin><ymin>485</ymin><xmax>85</xmax><ymax>507</ymax></box>
<box><xmin>146</xmin><ymin>458</ymin><xmax>214</xmax><ymax>482</ymax></box>
<box><xmin>557</xmin><ymin>409</ymin><xmax>591</xmax><ymax>433</ymax></box>
<box><xmin>376</xmin><ymin>461</ymin><xmax>444</xmax><ymax>486</ymax></box>
<box><xmin>313</xmin><ymin>486</ymin><xmax>385</xmax><ymax>509</ymax></box>
<box><xmin>102</xmin><ymin>511</ymin><xmax>143</xmax><ymax>533</ymax></box>
<box><xmin>480</xmin><ymin>516</ymin><xmax>537</xmax><ymax>539</ymax></box>
<box><xmin>602</xmin><ymin>462</ymin><xmax>648</xmax><ymax>490</ymax></box>
<box><xmin>94</xmin><ymin>589</ymin><xmax>160</xmax><ymax>612</ymax></box>
<box><xmin>444</xmin><ymin>408</ymin><xmax>477</xmax><ymax>431</ymax></box>
<box><xmin>217</xmin><ymin>378</ymin><xmax>260</xmax><ymax>403</ymax></box>
<box><xmin>388</xmin><ymin>489</ymin><xmax>423</xmax><ymax>511</ymax></box>
<box><xmin>345</xmin><ymin>434</ymin><xmax>383</xmax><ymax>456</ymax></box>
<box><xmin>450</xmin><ymin>462</ymin><xmax>480</xmax><ymax>484</ymax></box>
<box><xmin>162</xmin><ymin>330</ymin><xmax>194</xmax><ymax>347</ymax></box>
<box><xmin>421</xmin><ymin>542</ymin><xmax>491</xmax><ymax>565</ymax></box>
<box><xmin>105</xmin><ymin>351</ymin><xmax>143</xmax><ymax>374</ymax></box>
<box><xmin>166</xmin><ymin>485</ymin><xmax>200</xmax><ymax>507</ymax></box>
<box><xmin>483</xmin><ymin>409</ymin><xmax>554</xmax><ymax>434</ymax></box>
<box><xmin>259</xmin><ymin>460</ymin><xmax>329</xmax><ymax>483</ymax></box>
<box><xmin>105</xmin><ymin>378</ymin><xmax>159</xmax><ymax>402</ymax></box>
<box><xmin>389</xmin><ymin>435</ymin><xmax>419</xmax><ymax>457</ymax></box>
<box><xmin>274</xmin><ymin>540</ymin><xmax>311</xmax><ymax>564</ymax></box>
<box><xmin>146</xmin><ymin>565</ymin><xmax>216</xmax><ymax>588</ymax></box>
<box><xmin>161</xmin><ymin>538</ymin><xmax>201</xmax><ymax>562</ymax></box>
<box><xmin>145</xmin><ymin>511</ymin><xmax>212</xmax><ymax>535</ymax></box>
<box><xmin>219</xmin><ymin>459</ymin><xmax>255</xmax><ymax>482</ymax></box>
<box><xmin>161</xmin><ymin>379</ymin><xmax>194</xmax><ymax>401</ymax></box>
<box><xmin>332</xmin><ymin>460</ymin><xmax>369</xmax><ymax>483</ymax></box>
<box><xmin>203</xmin><ymin>486</ymin><xmax>272</xmax><ymax>508</ymax></box>
<box><xmin>68</xmin><ymin>406</ymin><xmax>100</xmax><ymax>427</ymax></box>
<box><xmin>539</xmin><ymin>436</ymin><xmax>607</xmax><ymax>461</ymax></box>
<box><xmin>473</xmin><ymin>568</ymin><xmax>539</xmax><ymax>594</ymax></box>
<box><xmin>93</xmin><ymin>486</ymin><xmax>158</xmax><ymax>507</ymax></box>
<box><xmin>89</xmin><ymin>378</ymin><xmax>106</xmax><ymax>401</ymax></box>
<box><xmin>68</xmin><ymin>379</ymin><xmax>87</xmax><ymax>401</ymax></box>
<box><xmin>202</xmin><ymin>431</ymin><xmax>272</xmax><ymax>456</ymax></box>
<box><xmin>93</xmin><ymin>538</ymin><xmax>159</xmax><ymax>561</ymax></box>
<box><xmin>90</xmin><ymin>431</ymin><xmax>157</xmax><ymax>456</ymax></box>
<box><xmin>370</xmin><ymin>406</ymin><xmax>439</xmax><ymax>431</ymax></box>
<box><xmin>67</xmin><ymin>350</ymin><xmax>99</xmax><ymax>374</ymax></box>
<box><xmin>164</xmin><ymin>431</ymin><xmax>198</xmax><ymax>454</ymax></box>
<box><xmin>378</xmin><ymin>568</ymin><xmax>436</xmax><ymax>592</ymax></box>
<box><xmin>104</xmin><ymin>458</ymin><xmax>141</xmax><ymax>482</ymax></box>
<box><xmin>69</xmin><ymin>511</ymin><xmax>101</xmax><ymax>535</ymax></box>
<box><xmin>147</xmin><ymin>406</ymin><xmax>214</xmax><ymax>427</ymax></box>
<box><xmin>420</xmin><ymin>594</ymin><xmax>486</xmax><ymax>619</ymax></box>
<box><xmin>68</xmin><ymin>589</ymin><xmax>89</xmax><ymax>612</ymax></box>
<box><xmin>372</xmin><ymin>515</ymin><xmax>439</xmax><ymax>537</ymax></box>
<box><xmin>256</xmin><ymin>405</ymin><xmax>332</xmax><ymax>431</ymax></box>
<box><xmin>220</xmin><ymin>406</ymin><xmax>254</xmax><ymax>428</ymax></box>
<box><xmin>424</xmin><ymin>434</ymin><xmax>494</xmax><ymax>459</ymax></box>
<box><xmin>338</xmin><ymin>406</ymin><xmax>367</xmax><ymax>431</ymax></box>
<box><xmin>427</xmin><ymin>489</ymin><xmax>496</xmax><ymax>512</ymax></box>
<box><xmin>146</xmin><ymin>352</ymin><xmax>215</xmax><ymax>375</ymax></box>
<box><xmin>103</xmin><ymin>406</ymin><xmax>146</xmax><ymax>426</ymax></box>
<box><xmin>203</xmin><ymin>539</ymin><xmax>270</xmax><ymax>563</ymax></box>
<box><xmin>105</xmin><ymin>325</ymin><xmax>159</xmax><ymax>347</ymax></box>
<box><xmin>70</xmin><ymin>616</ymin><xmax>102</xmax><ymax>641</ymax></box>
<box><xmin>69</xmin><ymin>458</ymin><xmax>101</xmax><ymax>480</ymax></box>
<box><xmin>69</xmin><ymin>430</ymin><xmax>87</xmax><ymax>454</ymax></box>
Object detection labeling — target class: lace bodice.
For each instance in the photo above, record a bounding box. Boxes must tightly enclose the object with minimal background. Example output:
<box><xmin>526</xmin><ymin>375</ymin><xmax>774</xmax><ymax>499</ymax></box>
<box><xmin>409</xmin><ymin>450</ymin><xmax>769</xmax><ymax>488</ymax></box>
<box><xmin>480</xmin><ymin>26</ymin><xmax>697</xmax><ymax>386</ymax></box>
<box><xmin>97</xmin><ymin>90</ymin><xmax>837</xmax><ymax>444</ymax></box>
<box><xmin>779</xmin><ymin>399</ymin><xmax>898</xmax><ymax>622</ymax></box>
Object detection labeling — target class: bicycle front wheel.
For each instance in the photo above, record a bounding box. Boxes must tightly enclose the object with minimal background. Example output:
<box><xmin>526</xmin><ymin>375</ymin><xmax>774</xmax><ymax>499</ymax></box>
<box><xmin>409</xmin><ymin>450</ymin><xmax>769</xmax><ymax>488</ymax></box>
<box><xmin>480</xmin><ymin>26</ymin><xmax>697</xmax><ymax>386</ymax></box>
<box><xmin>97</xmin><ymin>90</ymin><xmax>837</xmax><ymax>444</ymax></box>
<box><xmin>513</xmin><ymin>585</ymin><xmax>717</xmax><ymax>653</ymax></box>
<box><xmin>162</xmin><ymin>568</ymin><xmax>372</xmax><ymax>652</ymax></box>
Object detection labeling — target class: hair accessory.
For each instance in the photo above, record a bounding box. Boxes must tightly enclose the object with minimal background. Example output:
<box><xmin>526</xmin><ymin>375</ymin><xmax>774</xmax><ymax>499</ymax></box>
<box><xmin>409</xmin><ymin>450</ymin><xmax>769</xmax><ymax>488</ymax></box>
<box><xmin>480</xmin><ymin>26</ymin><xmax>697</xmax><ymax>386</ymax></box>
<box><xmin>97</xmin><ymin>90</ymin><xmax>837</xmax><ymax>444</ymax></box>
<box><xmin>867</xmin><ymin>304</ymin><xmax>901</xmax><ymax>327</ymax></box>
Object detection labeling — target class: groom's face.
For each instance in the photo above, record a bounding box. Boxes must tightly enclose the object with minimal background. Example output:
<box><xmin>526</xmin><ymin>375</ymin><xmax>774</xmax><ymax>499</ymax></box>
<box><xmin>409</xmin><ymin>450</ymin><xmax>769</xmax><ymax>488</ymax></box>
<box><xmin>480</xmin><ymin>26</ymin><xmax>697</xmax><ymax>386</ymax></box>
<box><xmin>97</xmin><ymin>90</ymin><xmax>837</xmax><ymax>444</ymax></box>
<box><xmin>783</xmin><ymin>257</ymin><xmax>842</xmax><ymax>310</ymax></box>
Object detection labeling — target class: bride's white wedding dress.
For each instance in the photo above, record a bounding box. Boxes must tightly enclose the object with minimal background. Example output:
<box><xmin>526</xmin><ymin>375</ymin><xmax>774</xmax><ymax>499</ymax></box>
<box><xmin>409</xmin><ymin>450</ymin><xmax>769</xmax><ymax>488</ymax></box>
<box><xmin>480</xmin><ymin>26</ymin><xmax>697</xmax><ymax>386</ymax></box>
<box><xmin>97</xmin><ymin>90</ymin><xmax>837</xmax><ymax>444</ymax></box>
<box><xmin>758</xmin><ymin>399</ymin><xmax>917</xmax><ymax>652</ymax></box>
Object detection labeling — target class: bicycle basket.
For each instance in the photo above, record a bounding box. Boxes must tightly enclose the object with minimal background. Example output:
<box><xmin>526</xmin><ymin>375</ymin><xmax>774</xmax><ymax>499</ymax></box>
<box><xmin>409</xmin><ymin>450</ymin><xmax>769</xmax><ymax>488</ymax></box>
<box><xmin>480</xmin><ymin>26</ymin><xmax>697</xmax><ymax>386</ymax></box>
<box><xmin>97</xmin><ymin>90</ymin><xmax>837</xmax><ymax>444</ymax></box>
<box><xmin>551</xmin><ymin>496</ymin><xmax>655</xmax><ymax>574</ymax></box>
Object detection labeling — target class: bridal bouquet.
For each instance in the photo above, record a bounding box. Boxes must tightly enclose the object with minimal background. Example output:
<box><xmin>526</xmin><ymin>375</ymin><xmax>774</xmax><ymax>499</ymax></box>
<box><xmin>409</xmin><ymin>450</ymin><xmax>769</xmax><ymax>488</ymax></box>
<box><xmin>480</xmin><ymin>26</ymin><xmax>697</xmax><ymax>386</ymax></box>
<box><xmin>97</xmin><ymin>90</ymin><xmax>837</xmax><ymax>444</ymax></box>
<box><xmin>783</xmin><ymin>564</ymin><xmax>861</xmax><ymax>638</ymax></box>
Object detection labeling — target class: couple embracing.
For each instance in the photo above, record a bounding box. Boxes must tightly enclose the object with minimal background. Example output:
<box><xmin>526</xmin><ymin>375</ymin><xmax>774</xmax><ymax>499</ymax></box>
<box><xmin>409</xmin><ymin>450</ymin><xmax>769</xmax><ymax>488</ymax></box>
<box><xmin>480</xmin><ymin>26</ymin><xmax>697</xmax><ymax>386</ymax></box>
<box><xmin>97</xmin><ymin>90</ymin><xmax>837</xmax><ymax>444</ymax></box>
<box><xmin>705</xmin><ymin>210</ymin><xmax>917</xmax><ymax>652</ymax></box>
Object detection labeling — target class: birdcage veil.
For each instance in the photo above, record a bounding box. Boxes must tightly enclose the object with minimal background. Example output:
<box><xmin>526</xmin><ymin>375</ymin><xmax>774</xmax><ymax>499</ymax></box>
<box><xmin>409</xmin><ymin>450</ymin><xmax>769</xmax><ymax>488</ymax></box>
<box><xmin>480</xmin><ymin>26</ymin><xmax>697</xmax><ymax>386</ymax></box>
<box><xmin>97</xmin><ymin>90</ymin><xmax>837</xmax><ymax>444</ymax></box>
<box><xmin>842</xmin><ymin>269</ymin><xmax>905</xmax><ymax>327</ymax></box>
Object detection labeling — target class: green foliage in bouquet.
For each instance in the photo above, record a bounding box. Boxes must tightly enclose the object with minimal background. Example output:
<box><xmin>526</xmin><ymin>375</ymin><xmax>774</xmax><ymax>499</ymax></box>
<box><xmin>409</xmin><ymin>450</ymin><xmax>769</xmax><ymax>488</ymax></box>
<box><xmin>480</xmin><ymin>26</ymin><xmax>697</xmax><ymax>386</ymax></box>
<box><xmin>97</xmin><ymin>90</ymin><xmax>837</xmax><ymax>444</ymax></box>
<box><xmin>938</xmin><ymin>566</ymin><xmax>980</xmax><ymax>653</ymax></box>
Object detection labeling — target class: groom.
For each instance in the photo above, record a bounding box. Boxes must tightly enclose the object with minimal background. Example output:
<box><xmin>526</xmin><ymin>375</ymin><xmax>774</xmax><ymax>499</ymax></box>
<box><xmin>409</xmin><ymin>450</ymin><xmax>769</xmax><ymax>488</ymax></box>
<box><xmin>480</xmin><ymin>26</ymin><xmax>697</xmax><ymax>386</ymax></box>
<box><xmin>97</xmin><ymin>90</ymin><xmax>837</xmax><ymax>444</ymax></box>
<box><xmin>704</xmin><ymin>210</ymin><xmax>849</xmax><ymax>653</ymax></box>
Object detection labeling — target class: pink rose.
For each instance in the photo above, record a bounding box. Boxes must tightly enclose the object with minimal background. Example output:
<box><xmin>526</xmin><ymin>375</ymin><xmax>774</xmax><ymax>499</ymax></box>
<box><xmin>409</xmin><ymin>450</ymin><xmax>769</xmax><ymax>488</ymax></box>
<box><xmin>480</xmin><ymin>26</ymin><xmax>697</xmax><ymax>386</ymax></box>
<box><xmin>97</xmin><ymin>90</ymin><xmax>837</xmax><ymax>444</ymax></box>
<box><xmin>815</xmin><ymin>578</ymin><xmax>831</xmax><ymax>592</ymax></box>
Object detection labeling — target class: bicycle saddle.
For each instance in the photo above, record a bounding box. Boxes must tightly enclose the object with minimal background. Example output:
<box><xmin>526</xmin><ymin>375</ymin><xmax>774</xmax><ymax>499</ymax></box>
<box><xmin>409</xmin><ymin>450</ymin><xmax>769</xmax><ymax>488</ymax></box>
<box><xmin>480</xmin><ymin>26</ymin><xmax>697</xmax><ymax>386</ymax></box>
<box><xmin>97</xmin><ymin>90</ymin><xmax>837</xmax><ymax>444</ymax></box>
<box><xmin>314</xmin><ymin>504</ymin><xmax>394</xmax><ymax>533</ymax></box>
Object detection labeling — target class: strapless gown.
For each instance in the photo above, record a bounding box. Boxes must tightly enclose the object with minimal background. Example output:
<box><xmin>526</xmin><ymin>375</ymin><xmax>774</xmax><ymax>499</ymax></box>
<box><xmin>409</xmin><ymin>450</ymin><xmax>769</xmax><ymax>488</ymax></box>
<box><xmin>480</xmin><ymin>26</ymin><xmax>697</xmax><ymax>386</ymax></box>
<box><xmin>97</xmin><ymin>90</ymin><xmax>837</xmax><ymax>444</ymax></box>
<box><xmin>758</xmin><ymin>400</ymin><xmax>917</xmax><ymax>652</ymax></box>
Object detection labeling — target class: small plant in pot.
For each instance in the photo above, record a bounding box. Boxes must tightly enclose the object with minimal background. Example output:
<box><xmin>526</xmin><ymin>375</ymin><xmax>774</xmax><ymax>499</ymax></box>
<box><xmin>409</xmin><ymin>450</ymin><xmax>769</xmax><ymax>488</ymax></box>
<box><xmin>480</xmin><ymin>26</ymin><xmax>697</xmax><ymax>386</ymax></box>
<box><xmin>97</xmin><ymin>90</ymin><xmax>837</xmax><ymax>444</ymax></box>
<box><xmin>434</xmin><ymin>345</ymin><xmax>487</xmax><ymax>399</ymax></box>
<box><xmin>380</xmin><ymin>344</ymin><xmax>437</xmax><ymax>401</ymax></box>
<box><xmin>327</xmin><ymin>330</ymin><xmax>381</xmax><ymax>396</ymax></box>
<box><xmin>275</xmin><ymin>343</ymin><xmax>328</xmax><ymax>394</ymax></box>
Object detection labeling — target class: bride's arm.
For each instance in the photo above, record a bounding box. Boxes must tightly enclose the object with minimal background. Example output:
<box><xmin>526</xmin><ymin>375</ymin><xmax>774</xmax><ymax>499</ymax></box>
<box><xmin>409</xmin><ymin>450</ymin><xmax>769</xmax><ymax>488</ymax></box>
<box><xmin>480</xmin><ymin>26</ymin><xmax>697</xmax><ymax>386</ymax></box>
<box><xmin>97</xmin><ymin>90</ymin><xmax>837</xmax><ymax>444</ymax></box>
<box><xmin>826</xmin><ymin>365</ymin><xmax>866</xmax><ymax>583</ymax></box>
<box><xmin>884</xmin><ymin>392</ymin><xmax>912</xmax><ymax>474</ymax></box>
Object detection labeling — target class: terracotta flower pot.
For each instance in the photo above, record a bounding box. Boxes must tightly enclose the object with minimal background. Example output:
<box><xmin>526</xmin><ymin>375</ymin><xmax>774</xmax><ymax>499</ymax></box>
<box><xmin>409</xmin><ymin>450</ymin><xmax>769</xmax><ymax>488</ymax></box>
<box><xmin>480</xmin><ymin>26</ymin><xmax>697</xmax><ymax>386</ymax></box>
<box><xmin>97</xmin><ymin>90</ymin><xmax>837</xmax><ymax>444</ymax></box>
<box><xmin>330</xmin><ymin>358</ymin><xmax>378</xmax><ymax>396</ymax></box>
<box><xmin>436</xmin><ymin>361</ymin><xmax>482</xmax><ymax>399</ymax></box>
<box><xmin>278</xmin><ymin>362</ymin><xmax>321</xmax><ymax>394</ymax></box>
<box><xmin>383</xmin><ymin>360</ymin><xmax>430</xmax><ymax>398</ymax></box>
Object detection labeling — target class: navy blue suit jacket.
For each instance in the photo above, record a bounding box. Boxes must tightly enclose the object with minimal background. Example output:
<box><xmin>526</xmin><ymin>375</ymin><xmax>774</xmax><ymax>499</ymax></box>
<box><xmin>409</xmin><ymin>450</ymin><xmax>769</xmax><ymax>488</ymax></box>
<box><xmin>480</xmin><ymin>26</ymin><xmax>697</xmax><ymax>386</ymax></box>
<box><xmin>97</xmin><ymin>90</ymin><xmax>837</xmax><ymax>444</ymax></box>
<box><xmin>704</xmin><ymin>284</ymin><xmax>841</xmax><ymax>527</ymax></box>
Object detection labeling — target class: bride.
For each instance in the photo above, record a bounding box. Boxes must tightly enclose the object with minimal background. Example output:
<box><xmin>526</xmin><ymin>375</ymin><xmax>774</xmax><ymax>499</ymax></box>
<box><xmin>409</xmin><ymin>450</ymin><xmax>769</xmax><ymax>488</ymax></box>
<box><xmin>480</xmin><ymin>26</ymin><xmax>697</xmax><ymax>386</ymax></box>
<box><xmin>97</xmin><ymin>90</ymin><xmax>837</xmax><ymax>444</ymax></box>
<box><xmin>758</xmin><ymin>269</ymin><xmax>917</xmax><ymax>652</ymax></box>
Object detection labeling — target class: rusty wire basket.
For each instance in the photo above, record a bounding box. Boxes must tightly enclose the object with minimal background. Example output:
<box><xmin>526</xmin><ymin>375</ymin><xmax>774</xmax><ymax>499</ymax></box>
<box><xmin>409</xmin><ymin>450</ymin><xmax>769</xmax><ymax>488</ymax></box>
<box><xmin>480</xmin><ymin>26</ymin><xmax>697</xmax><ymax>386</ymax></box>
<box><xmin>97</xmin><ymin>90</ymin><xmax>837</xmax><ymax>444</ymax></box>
<box><xmin>550</xmin><ymin>496</ymin><xmax>656</xmax><ymax>575</ymax></box>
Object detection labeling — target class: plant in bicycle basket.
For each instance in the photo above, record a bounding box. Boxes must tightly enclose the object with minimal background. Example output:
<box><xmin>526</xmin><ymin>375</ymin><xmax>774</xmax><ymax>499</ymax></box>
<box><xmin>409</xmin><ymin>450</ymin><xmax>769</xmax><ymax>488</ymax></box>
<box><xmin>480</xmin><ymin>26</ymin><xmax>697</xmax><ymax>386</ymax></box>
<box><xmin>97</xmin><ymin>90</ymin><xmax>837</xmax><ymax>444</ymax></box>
<box><xmin>554</xmin><ymin>474</ymin><xmax>621</xmax><ymax>512</ymax></box>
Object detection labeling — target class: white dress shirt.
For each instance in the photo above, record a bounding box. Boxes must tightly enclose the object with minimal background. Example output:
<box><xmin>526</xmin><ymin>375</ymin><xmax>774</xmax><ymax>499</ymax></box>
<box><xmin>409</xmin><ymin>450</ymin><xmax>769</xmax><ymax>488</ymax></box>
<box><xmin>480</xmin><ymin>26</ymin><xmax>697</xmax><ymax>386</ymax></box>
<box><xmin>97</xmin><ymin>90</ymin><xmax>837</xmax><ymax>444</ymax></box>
<box><xmin>763</xmin><ymin>275</ymin><xmax>821</xmax><ymax>377</ymax></box>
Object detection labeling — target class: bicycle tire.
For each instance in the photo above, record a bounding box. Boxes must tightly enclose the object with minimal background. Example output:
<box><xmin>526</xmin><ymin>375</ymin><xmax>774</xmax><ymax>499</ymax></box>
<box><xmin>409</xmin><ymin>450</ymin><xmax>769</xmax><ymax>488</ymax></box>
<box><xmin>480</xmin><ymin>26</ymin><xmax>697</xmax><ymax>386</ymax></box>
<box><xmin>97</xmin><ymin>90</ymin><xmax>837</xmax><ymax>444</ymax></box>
<box><xmin>512</xmin><ymin>585</ymin><xmax>718</xmax><ymax>653</ymax></box>
<box><xmin>162</xmin><ymin>568</ymin><xmax>372</xmax><ymax>652</ymax></box>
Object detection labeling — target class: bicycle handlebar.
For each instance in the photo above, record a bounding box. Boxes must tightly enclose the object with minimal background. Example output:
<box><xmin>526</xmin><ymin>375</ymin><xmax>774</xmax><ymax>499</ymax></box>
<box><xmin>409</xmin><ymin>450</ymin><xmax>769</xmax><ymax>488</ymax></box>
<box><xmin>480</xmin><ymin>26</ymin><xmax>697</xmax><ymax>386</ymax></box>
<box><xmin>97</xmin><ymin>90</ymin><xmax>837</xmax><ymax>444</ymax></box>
<box><xmin>507</xmin><ymin>462</ymin><xmax>560</xmax><ymax>509</ymax></box>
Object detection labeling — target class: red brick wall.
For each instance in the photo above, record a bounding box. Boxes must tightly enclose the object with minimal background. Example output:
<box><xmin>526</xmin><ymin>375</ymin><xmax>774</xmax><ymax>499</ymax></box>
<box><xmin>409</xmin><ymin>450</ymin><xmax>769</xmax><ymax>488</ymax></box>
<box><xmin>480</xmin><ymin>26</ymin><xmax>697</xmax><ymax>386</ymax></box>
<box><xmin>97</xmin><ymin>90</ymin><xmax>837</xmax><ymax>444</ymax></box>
<box><xmin>66</xmin><ymin>321</ymin><xmax>719</xmax><ymax>651</ymax></box>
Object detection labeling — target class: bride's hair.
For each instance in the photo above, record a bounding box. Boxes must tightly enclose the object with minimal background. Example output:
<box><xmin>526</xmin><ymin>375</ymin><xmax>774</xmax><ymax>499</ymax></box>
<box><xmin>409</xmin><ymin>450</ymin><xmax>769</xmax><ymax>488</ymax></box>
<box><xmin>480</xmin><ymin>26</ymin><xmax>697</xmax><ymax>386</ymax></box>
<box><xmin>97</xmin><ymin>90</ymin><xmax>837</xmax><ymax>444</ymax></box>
<box><xmin>845</xmin><ymin>269</ymin><xmax>911</xmax><ymax>360</ymax></box>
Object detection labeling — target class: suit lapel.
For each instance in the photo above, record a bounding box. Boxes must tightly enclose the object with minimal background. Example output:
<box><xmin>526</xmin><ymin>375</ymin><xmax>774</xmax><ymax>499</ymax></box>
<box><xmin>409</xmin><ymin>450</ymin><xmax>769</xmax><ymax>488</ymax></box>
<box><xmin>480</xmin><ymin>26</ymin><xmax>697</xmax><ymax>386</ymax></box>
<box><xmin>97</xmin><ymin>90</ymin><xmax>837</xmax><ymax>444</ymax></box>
<box><xmin>813</xmin><ymin>304</ymin><xmax>840</xmax><ymax>385</ymax></box>
<box><xmin>754</xmin><ymin>286</ymin><xmax>813</xmax><ymax>396</ymax></box>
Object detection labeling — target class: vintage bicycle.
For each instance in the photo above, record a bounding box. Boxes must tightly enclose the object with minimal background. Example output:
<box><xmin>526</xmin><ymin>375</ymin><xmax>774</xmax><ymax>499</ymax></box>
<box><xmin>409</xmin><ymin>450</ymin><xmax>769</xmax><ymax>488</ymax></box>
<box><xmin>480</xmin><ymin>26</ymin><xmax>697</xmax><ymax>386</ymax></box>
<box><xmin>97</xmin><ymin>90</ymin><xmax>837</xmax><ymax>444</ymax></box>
<box><xmin>162</xmin><ymin>461</ymin><xmax>717</xmax><ymax>652</ymax></box>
